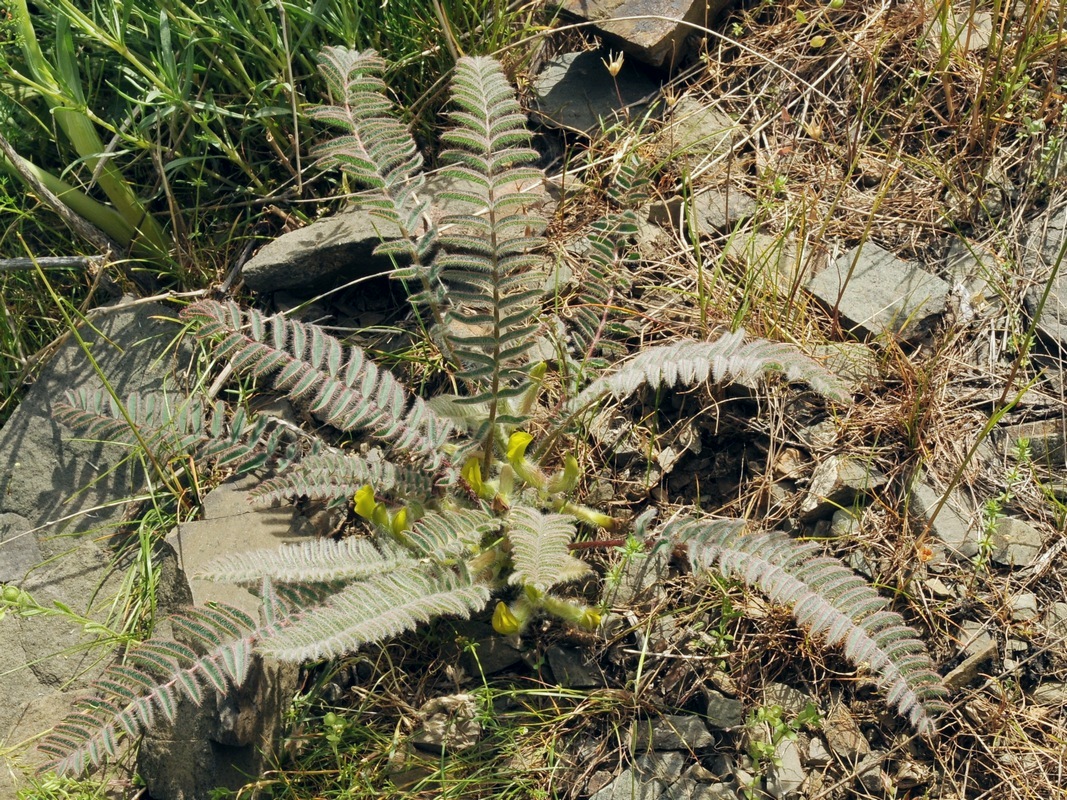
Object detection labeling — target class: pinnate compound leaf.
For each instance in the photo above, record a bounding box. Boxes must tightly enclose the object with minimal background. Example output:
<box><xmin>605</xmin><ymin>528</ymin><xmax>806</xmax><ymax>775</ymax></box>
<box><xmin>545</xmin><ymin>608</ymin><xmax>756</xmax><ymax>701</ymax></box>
<box><xmin>670</xmin><ymin>518</ymin><xmax>948</xmax><ymax>734</ymax></box>
<box><xmin>574</xmin><ymin>333</ymin><xmax>852</xmax><ymax>409</ymax></box>
<box><xmin>259</xmin><ymin>566</ymin><xmax>490</xmax><ymax>662</ymax></box>
<box><xmin>507</xmin><ymin>507</ymin><xmax>588</xmax><ymax>593</ymax></box>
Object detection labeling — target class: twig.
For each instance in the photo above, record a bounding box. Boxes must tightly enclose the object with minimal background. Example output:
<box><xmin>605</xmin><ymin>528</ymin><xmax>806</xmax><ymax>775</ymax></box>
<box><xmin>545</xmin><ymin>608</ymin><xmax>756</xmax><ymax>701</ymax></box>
<box><xmin>0</xmin><ymin>255</ymin><xmax>106</xmax><ymax>272</ymax></box>
<box><xmin>0</xmin><ymin>129</ymin><xmax>119</xmax><ymax>256</ymax></box>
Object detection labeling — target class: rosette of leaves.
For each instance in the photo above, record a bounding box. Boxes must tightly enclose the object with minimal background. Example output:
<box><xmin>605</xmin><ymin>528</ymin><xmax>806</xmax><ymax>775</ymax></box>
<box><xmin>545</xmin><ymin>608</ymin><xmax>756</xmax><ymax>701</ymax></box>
<box><xmin>36</xmin><ymin>46</ymin><xmax>947</xmax><ymax>780</ymax></box>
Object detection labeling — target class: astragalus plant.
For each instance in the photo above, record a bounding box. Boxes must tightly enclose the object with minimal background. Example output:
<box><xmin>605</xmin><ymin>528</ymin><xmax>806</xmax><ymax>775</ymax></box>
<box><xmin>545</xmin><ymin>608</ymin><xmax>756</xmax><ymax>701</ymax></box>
<box><xmin>36</xmin><ymin>45</ymin><xmax>948</xmax><ymax>778</ymax></box>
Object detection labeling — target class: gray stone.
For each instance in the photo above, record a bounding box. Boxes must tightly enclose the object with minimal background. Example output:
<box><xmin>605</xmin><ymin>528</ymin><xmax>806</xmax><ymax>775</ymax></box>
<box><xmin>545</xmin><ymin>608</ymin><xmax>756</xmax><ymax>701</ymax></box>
<box><xmin>990</xmin><ymin>517</ymin><xmax>1043</xmax><ymax>567</ymax></box>
<box><xmin>591</xmin><ymin>767</ymin><xmax>666</xmax><ymax>800</ymax></box>
<box><xmin>831</xmin><ymin>508</ymin><xmax>861</xmax><ymax>538</ymax></box>
<box><xmin>662</xmin><ymin>97</ymin><xmax>744</xmax><ymax>165</ymax></box>
<box><xmin>930</xmin><ymin>9</ymin><xmax>994</xmax><ymax>52</ymax></box>
<box><xmin>998</xmin><ymin>420</ymin><xmax>1067</xmax><ymax>467</ymax></box>
<box><xmin>799</xmin><ymin>456</ymin><xmax>887</xmax><ymax>520</ymax></box>
<box><xmin>532</xmin><ymin>50</ymin><xmax>660</xmax><ymax>134</ymax></box>
<box><xmin>923</xmin><ymin>577</ymin><xmax>956</xmax><ymax>599</ymax></box>
<box><xmin>0</xmin><ymin>300</ymin><xmax>195</xmax><ymax>795</ymax></box>
<box><xmin>0</xmin><ymin>512</ymin><xmax>41</xmax><ymax>584</ymax></box>
<box><xmin>647</xmin><ymin>185</ymin><xmax>756</xmax><ymax>234</ymax></box>
<box><xmin>1031</xmin><ymin>681</ymin><xmax>1067</xmax><ymax>705</ymax></box>
<box><xmin>806</xmin><ymin>243</ymin><xmax>951</xmax><ymax>340</ymax></box>
<box><xmin>1045</xmin><ymin>601</ymin><xmax>1067</xmax><ymax>638</ymax></box>
<box><xmin>821</xmin><ymin>705</ymin><xmax>869</xmax><ymax>761</ymax></box>
<box><xmin>855</xmin><ymin>751</ymin><xmax>887</xmax><ymax>794</ymax></box>
<box><xmin>603</xmin><ymin>546</ymin><xmax>670</xmax><ymax>606</ymax></box>
<box><xmin>723</xmin><ymin>233</ymin><xmax>800</xmax><ymax>292</ymax></box>
<box><xmin>555</xmin><ymin>0</ymin><xmax>736</xmax><ymax>68</ymax></box>
<box><xmin>667</xmin><ymin>780</ymin><xmax>735</xmax><ymax>800</ymax></box>
<box><xmin>945</xmin><ymin>237</ymin><xmax>1000</xmax><ymax>308</ymax></box>
<box><xmin>143</xmin><ymin>476</ymin><xmax>309</xmax><ymax>799</ymax></box>
<box><xmin>766</xmin><ymin>737</ymin><xmax>804</xmax><ymax>799</ymax></box>
<box><xmin>241</xmin><ymin>209</ymin><xmax>404</xmax><ymax>293</ymax></box>
<box><xmin>692</xmin><ymin>187</ymin><xmax>756</xmax><ymax>232</ymax></box>
<box><xmin>547</xmin><ymin>644</ymin><xmax>602</xmax><ymax>688</ymax></box>
<box><xmin>631</xmin><ymin>715</ymin><xmax>714</xmax><ymax>751</ymax></box>
<box><xmin>449</xmin><ymin>620</ymin><xmax>523</xmax><ymax>675</ymax></box>
<box><xmin>909</xmin><ymin>482</ymin><xmax>979</xmax><ymax>561</ymax></box>
<box><xmin>165</xmin><ymin>476</ymin><xmax>311</xmax><ymax>619</ymax></box>
<box><xmin>704</xmin><ymin>689</ymin><xmax>744</xmax><ymax>730</ymax></box>
<box><xmin>635</xmin><ymin>750</ymin><xmax>686</xmax><ymax>785</ymax></box>
<box><xmin>139</xmin><ymin>650</ymin><xmax>298</xmax><ymax>800</ymax></box>
<box><xmin>797</xmin><ymin>419</ymin><xmax>837</xmax><ymax>450</ymax></box>
<box><xmin>959</xmin><ymin>619</ymin><xmax>994</xmax><ymax>657</ymax></box>
<box><xmin>805</xmin><ymin>736</ymin><xmax>832</xmax><ymax>766</ymax></box>
<box><xmin>1022</xmin><ymin>205</ymin><xmax>1067</xmax><ymax>347</ymax></box>
<box><xmin>944</xmin><ymin>635</ymin><xmax>998</xmax><ymax>690</ymax></box>
<box><xmin>763</xmin><ymin>683</ymin><xmax>815</xmax><ymax>717</ymax></box>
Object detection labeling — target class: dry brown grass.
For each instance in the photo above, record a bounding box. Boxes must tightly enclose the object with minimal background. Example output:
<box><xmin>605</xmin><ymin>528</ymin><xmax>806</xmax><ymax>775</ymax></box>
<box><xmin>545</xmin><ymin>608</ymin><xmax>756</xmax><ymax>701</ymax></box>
<box><xmin>533</xmin><ymin>1</ymin><xmax>1067</xmax><ymax>797</ymax></box>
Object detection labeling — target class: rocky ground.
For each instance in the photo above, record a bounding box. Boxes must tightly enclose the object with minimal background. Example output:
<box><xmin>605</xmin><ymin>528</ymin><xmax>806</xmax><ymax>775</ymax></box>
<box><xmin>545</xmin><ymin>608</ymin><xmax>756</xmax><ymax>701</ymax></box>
<box><xmin>3</xmin><ymin>1</ymin><xmax>1067</xmax><ymax>798</ymax></box>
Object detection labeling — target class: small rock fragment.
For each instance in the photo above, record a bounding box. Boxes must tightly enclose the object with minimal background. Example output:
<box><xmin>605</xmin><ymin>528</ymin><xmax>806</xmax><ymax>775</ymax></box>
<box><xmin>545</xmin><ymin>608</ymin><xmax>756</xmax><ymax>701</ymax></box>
<box><xmin>704</xmin><ymin>690</ymin><xmax>745</xmax><ymax>730</ymax></box>
<box><xmin>909</xmin><ymin>482</ymin><xmax>979</xmax><ymax>561</ymax></box>
<box><xmin>547</xmin><ymin>645</ymin><xmax>601</xmax><ymax>689</ymax></box>
<box><xmin>944</xmin><ymin>637</ymin><xmax>998</xmax><ymax>690</ymax></box>
<box><xmin>763</xmin><ymin>683</ymin><xmax>816</xmax><ymax>717</ymax></box>
<box><xmin>590</xmin><ymin>768</ymin><xmax>664</xmax><ymax>800</ymax></box>
<box><xmin>805</xmin><ymin>737</ymin><xmax>832</xmax><ymax>767</ymax></box>
<box><xmin>990</xmin><ymin>517</ymin><xmax>1043</xmax><ymax>567</ymax></box>
<box><xmin>555</xmin><ymin>0</ymin><xmax>734</xmax><ymax>67</ymax></box>
<box><xmin>766</xmin><ymin>738</ymin><xmax>805</xmax><ymax>799</ymax></box>
<box><xmin>959</xmin><ymin>619</ymin><xmax>994</xmax><ymax>656</ymax></box>
<box><xmin>631</xmin><ymin>715</ymin><xmax>714</xmax><ymax>752</ymax></box>
<box><xmin>1010</xmin><ymin>592</ymin><xmax>1039</xmax><ymax>621</ymax></box>
<box><xmin>1022</xmin><ymin>205</ymin><xmax>1067</xmax><ymax>347</ymax></box>
<box><xmin>532</xmin><ymin>50</ymin><xmax>659</xmax><ymax>133</ymax></box>
<box><xmin>806</xmin><ymin>243</ymin><xmax>951</xmax><ymax>340</ymax></box>
<box><xmin>800</xmin><ymin>456</ymin><xmax>887</xmax><ymax>520</ymax></box>
<box><xmin>821</xmin><ymin>705</ymin><xmax>869</xmax><ymax>761</ymax></box>
<box><xmin>634</xmin><ymin>750</ymin><xmax>685</xmax><ymax>785</ymax></box>
<box><xmin>854</xmin><ymin>751</ymin><xmax>887</xmax><ymax>794</ymax></box>
<box><xmin>1031</xmin><ymin>682</ymin><xmax>1067</xmax><ymax>706</ymax></box>
<box><xmin>998</xmin><ymin>420</ymin><xmax>1067</xmax><ymax>467</ymax></box>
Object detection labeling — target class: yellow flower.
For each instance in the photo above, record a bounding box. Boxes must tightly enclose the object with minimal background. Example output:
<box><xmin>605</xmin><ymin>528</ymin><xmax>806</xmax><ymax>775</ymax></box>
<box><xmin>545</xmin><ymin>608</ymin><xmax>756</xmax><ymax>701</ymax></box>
<box><xmin>391</xmin><ymin>506</ymin><xmax>410</xmax><ymax>536</ymax></box>
<box><xmin>462</xmin><ymin>457</ymin><xmax>484</xmax><ymax>495</ymax></box>
<box><xmin>492</xmin><ymin>601</ymin><xmax>522</xmax><ymax>635</ymax></box>
<box><xmin>548</xmin><ymin>453</ymin><xmax>580</xmax><ymax>493</ymax></box>
<box><xmin>579</xmin><ymin>608</ymin><xmax>603</xmax><ymax>630</ymax></box>
<box><xmin>506</xmin><ymin>431</ymin><xmax>534</xmax><ymax>467</ymax></box>
<box><xmin>354</xmin><ymin>485</ymin><xmax>377</xmax><ymax>520</ymax></box>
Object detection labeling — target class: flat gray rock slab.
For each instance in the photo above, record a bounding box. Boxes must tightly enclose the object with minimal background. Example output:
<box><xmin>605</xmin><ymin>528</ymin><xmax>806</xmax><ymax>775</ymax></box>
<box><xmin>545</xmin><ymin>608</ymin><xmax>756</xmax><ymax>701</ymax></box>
<box><xmin>909</xmin><ymin>482</ymin><xmax>979</xmax><ymax>561</ymax></box>
<box><xmin>242</xmin><ymin>209</ymin><xmax>404</xmax><ymax>293</ymax></box>
<box><xmin>165</xmin><ymin>476</ymin><xmax>311</xmax><ymax>616</ymax></box>
<box><xmin>799</xmin><ymin>456</ymin><xmax>887</xmax><ymax>520</ymax></box>
<box><xmin>990</xmin><ymin>517</ymin><xmax>1043</xmax><ymax>567</ymax></box>
<box><xmin>533</xmin><ymin>50</ymin><xmax>660</xmax><ymax>133</ymax></box>
<box><xmin>631</xmin><ymin>714</ymin><xmax>714</xmax><ymax>751</ymax></box>
<box><xmin>806</xmin><ymin>243</ymin><xmax>951</xmax><ymax>340</ymax></box>
<box><xmin>0</xmin><ymin>300</ymin><xmax>193</xmax><ymax>793</ymax></box>
<box><xmin>0</xmin><ymin>512</ymin><xmax>41</xmax><ymax>584</ymax></box>
<box><xmin>1022</xmin><ymin>205</ymin><xmax>1067</xmax><ymax>347</ymax></box>
<box><xmin>660</xmin><ymin>96</ymin><xmax>744</xmax><ymax>170</ymax></box>
<box><xmin>555</xmin><ymin>0</ymin><xmax>737</xmax><ymax>67</ymax></box>
<box><xmin>590</xmin><ymin>767</ymin><xmax>666</xmax><ymax>800</ymax></box>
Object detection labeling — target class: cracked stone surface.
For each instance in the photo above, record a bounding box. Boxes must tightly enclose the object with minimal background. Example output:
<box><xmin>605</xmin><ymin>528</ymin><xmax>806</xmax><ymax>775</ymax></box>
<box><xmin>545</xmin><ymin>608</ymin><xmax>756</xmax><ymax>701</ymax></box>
<box><xmin>0</xmin><ymin>301</ymin><xmax>194</xmax><ymax>797</ymax></box>
<box><xmin>806</xmin><ymin>242</ymin><xmax>951</xmax><ymax>340</ymax></box>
